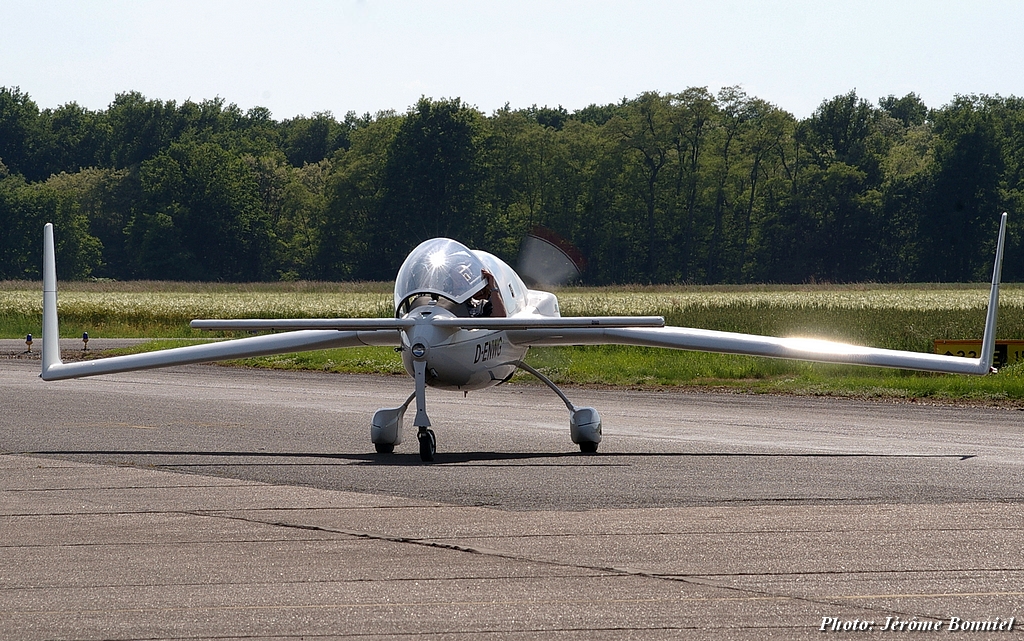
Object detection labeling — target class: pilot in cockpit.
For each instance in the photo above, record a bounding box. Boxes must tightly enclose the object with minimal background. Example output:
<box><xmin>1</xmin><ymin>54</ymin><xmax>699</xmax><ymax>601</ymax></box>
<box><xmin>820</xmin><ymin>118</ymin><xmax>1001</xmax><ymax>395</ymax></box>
<box><xmin>468</xmin><ymin>269</ymin><xmax>507</xmax><ymax>318</ymax></box>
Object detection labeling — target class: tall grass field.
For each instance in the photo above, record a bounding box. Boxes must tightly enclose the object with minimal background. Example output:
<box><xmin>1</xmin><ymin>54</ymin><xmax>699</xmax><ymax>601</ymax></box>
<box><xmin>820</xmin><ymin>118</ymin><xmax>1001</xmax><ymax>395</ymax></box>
<box><xmin>5</xmin><ymin>280</ymin><xmax>1024</xmax><ymax>402</ymax></box>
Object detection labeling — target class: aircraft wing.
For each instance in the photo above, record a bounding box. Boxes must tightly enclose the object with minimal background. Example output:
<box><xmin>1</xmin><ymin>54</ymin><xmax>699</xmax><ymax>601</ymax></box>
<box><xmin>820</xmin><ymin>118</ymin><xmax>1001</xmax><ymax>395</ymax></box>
<box><xmin>39</xmin><ymin>223</ymin><xmax>401</xmax><ymax>381</ymax></box>
<box><xmin>40</xmin><ymin>329</ymin><xmax>401</xmax><ymax>381</ymax></box>
<box><xmin>187</xmin><ymin>317</ymin><xmax>662</xmax><ymax>331</ymax></box>
<box><xmin>506</xmin><ymin>212</ymin><xmax>1008</xmax><ymax>377</ymax></box>
<box><xmin>428</xmin><ymin>316</ymin><xmax>664</xmax><ymax>329</ymax></box>
<box><xmin>505</xmin><ymin>325</ymin><xmax>994</xmax><ymax>375</ymax></box>
<box><xmin>190</xmin><ymin>318</ymin><xmax>415</xmax><ymax>331</ymax></box>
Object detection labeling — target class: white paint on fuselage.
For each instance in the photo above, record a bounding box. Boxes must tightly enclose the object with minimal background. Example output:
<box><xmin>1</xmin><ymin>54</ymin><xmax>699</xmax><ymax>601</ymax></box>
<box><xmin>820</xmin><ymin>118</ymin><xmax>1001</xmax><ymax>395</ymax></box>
<box><xmin>401</xmin><ymin>326</ymin><xmax>528</xmax><ymax>391</ymax></box>
<box><xmin>397</xmin><ymin>304</ymin><xmax>529</xmax><ymax>391</ymax></box>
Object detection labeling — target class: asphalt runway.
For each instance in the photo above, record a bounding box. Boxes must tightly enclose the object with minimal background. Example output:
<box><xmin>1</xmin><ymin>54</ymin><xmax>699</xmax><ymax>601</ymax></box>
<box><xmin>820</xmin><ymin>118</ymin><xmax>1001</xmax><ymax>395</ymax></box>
<box><xmin>3</xmin><ymin>356</ymin><xmax>1024</xmax><ymax>639</ymax></box>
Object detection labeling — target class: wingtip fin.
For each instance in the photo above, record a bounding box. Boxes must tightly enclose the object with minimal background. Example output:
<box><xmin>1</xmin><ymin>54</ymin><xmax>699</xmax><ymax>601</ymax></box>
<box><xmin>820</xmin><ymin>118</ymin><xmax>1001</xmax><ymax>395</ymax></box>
<box><xmin>41</xmin><ymin>222</ymin><xmax>64</xmax><ymax>377</ymax></box>
<box><xmin>979</xmin><ymin>212</ymin><xmax>1008</xmax><ymax>374</ymax></box>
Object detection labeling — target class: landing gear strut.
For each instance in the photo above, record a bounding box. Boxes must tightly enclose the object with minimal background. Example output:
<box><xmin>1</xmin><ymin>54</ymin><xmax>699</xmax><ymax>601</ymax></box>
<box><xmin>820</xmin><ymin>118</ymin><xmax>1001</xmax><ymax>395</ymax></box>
<box><xmin>372</xmin><ymin>343</ymin><xmax>439</xmax><ymax>462</ymax></box>
<box><xmin>511</xmin><ymin>361</ymin><xmax>602</xmax><ymax>454</ymax></box>
<box><xmin>410</xmin><ymin>353</ymin><xmax>437</xmax><ymax>462</ymax></box>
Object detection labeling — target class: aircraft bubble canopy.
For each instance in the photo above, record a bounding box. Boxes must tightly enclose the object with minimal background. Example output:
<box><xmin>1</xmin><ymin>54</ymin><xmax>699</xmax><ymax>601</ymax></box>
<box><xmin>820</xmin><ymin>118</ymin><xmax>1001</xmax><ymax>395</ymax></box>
<box><xmin>394</xmin><ymin>238</ymin><xmax>487</xmax><ymax>310</ymax></box>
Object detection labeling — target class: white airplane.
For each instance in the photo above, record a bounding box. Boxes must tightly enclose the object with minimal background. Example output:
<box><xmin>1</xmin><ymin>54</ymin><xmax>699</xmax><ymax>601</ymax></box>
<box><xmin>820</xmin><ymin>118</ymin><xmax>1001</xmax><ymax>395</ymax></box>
<box><xmin>40</xmin><ymin>214</ymin><xmax>1008</xmax><ymax>462</ymax></box>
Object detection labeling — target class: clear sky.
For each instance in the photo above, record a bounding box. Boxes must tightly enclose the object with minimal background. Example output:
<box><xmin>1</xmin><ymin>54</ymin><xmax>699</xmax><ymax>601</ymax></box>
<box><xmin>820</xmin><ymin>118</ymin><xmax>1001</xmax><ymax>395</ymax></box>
<box><xmin>3</xmin><ymin>0</ymin><xmax>1022</xmax><ymax>120</ymax></box>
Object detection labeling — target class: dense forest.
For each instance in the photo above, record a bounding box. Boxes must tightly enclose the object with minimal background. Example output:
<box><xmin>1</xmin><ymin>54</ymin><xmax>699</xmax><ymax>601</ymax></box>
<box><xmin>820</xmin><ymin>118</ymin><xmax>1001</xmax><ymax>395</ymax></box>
<box><xmin>1</xmin><ymin>86</ymin><xmax>1021</xmax><ymax>284</ymax></box>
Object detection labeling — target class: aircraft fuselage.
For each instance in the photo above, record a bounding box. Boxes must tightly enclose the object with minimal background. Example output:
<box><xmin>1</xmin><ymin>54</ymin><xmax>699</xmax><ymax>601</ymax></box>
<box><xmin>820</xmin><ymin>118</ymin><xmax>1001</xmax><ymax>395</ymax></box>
<box><xmin>398</xmin><ymin>303</ymin><xmax>529</xmax><ymax>391</ymax></box>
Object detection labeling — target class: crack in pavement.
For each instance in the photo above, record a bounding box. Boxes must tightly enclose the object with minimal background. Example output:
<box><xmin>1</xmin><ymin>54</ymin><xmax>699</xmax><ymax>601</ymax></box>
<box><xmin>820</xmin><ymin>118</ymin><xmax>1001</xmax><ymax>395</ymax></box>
<box><xmin>192</xmin><ymin>509</ymin><xmax>899</xmax><ymax>621</ymax></box>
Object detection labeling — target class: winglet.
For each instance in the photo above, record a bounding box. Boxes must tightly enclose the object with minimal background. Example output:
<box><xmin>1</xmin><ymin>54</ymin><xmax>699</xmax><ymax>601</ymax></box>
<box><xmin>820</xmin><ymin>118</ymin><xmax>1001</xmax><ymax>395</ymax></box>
<box><xmin>41</xmin><ymin>223</ymin><xmax>64</xmax><ymax>378</ymax></box>
<box><xmin>979</xmin><ymin>212</ymin><xmax>1008</xmax><ymax>374</ymax></box>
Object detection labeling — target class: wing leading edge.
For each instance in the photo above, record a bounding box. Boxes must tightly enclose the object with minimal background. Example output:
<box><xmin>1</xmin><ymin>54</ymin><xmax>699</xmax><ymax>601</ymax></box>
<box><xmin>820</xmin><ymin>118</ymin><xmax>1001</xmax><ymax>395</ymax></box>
<box><xmin>508</xmin><ymin>213</ymin><xmax>1008</xmax><ymax>377</ymax></box>
<box><xmin>188</xmin><ymin>316</ymin><xmax>665</xmax><ymax>331</ymax></box>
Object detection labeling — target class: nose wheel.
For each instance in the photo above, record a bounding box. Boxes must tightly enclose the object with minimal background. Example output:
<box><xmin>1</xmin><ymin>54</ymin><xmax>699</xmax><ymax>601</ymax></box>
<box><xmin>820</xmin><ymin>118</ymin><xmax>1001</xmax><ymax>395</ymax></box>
<box><xmin>418</xmin><ymin>427</ymin><xmax>436</xmax><ymax>462</ymax></box>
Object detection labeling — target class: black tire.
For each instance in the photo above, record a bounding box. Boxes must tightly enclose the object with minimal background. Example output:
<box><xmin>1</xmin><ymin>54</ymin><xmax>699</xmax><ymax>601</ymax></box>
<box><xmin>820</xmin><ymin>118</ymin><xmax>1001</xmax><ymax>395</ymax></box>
<box><xmin>579</xmin><ymin>441</ymin><xmax>599</xmax><ymax>453</ymax></box>
<box><xmin>374</xmin><ymin>442</ymin><xmax>395</xmax><ymax>454</ymax></box>
<box><xmin>418</xmin><ymin>429</ymin><xmax>436</xmax><ymax>462</ymax></box>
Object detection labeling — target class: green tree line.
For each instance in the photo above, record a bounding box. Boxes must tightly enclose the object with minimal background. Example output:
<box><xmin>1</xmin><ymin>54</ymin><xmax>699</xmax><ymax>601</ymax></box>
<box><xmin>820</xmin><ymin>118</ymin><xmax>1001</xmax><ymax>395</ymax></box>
<box><xmin>1</xmin><ymin>86</ymin><xmax>1021</xmax><ymax>283</ymax></box>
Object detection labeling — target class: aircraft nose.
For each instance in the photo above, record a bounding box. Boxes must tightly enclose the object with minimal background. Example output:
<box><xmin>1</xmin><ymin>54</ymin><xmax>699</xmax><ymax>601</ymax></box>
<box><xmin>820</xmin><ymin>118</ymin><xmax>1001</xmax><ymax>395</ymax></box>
<box><xmin>406</xmin><ymin>307</ymin><xmax>457</xmax><ymax>360</ymax></box>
